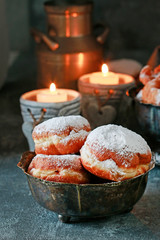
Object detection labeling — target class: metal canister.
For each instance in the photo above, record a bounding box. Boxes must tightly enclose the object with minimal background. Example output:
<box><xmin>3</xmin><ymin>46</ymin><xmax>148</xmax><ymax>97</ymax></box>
<box><xmin>32</xmin><ymin>0</ymin><xmax>109</xmax><ymax>89</ymax></box>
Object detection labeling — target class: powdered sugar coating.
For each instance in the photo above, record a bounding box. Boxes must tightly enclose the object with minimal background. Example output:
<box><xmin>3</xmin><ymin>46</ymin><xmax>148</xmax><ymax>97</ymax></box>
<box><xmin>60</xmin><ymin>129</ymin><xmax>89</xmax><ymax>144</ymax></box>
<box><xmin>85</xmin><ymin>124</ymin><xmax>151</xmax><ymax>156</ymax></box>
<box><xmin>139</xmin><ymin>65</ymin><xmax>153</xmax><ymax>85</ymax></box>
<box><xmin>140</xmin><ymin>78</ymin><xmax>160</xmax><ymax>106</ymax></box>
<box><xmin>28</xmin><ymin>154</ymin><xmax>90</xmax><ymax>183</ymax></box>
<box><xmin>29</xmin><ymin>154</ymin><xmax>83</xmax><ymax>170</ymax></box>
<box><xmin>33</xmin><ymin>115</ymin><xmax>90</xmax><ymax>136</ymax></box>
<box><xmin>138</xmin><ymin>65</ymin><xmax>160</xmax><ymax>106</ymax></box>
<box><xmin>80</xmin><ymin>143</ymin><xmax>150</xmax><ymax>181</ymax></box>
<box><xmin>32</xmin><ymin>115</ymin><xmax>91</xmax><ymax>155</ymax></box>
<box><xmin>80</xmin><ymin>124</ymin><xmax>151</xmax><ymax>181</ymax></box>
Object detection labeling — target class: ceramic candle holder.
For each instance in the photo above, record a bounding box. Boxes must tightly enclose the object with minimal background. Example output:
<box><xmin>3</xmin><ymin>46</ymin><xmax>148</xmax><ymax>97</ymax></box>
<box><xmin>20</xmin><ymin>89</ymin><xmax>81</xmax><ymax>150</ymax></box>
<box><xmin>78</xmin><ymin>73</ymin><xmax>135</xmax><ymax>129</ymax></box>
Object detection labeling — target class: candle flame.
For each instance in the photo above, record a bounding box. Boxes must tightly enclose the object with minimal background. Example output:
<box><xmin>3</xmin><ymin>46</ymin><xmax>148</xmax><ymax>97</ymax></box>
<box><xmin>101</xmin><ymin>64</ymin><xmax>108</xmax><ymax>75</ymax></box>
<box><xmin>50</xmin><ymin>83</ymin><xmax>56</xmax><ymax>92</ymax></box>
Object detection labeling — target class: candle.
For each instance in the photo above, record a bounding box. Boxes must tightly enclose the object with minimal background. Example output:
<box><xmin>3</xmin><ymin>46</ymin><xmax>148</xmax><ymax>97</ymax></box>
<box><xmin>90</xmin><ymin>64</ymin><xmax>119</xmax><ymax>85</ymax></box>
<box><xmin>37</xmin><ymin>83</ymin><xmax>68</xmax><ymax>103</ymax></box>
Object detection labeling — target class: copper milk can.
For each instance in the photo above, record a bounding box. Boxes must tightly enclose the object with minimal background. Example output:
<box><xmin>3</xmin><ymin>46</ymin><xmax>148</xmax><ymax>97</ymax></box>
<box><xmin>32</xmin><ymin>0</ymin><xmax>109</xmax><ymax>89</ymax></box>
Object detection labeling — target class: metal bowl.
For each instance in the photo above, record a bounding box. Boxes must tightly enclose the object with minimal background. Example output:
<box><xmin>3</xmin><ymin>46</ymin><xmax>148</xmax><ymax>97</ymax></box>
<box><xmin>17</xmin><ymin>151</ymin><xmax>155</xmax><ymax>223</ymax></box>
<box><xmin>128</xmin><ymin>86</ymin><xmax>160</xmax><ymax>142</ymax></box>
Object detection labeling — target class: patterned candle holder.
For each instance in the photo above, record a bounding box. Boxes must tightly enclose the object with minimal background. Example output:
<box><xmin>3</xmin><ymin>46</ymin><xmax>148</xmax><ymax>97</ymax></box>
<box><xmin>20</xmin><ymin>89</ymin><xmax>81</xmax><ymax>150</ymax></box>
<box><xmin>78</xmin><ymin>73</ymin><xmax>135</xmax><ymax>129</ymax></box>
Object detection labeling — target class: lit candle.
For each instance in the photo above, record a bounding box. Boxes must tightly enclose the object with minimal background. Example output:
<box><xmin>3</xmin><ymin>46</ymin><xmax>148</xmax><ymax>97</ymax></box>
<box><xmin>37</xmin><ymin>83</ymin><xmax>68</xmax><ymax>103</ymax></box>
<box><xmin>90</xmin><ymin>64</ymin><xmax>119</xmax><ymax>85</ymax></box>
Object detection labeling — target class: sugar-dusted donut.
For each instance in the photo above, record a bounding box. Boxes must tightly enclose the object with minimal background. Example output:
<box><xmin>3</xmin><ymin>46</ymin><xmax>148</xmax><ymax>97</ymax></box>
<box><xmin>139</xmin><ymin>65</ymin><xmax>153</xmax><ymax>85</ymax></box>
<box><xmin>28</xmin><ymin>154</ymin><xmax>90</xmax><ymax>184</ymax></box>
<box><xmin>141</xmin><ymin>77</ymin><xmax>160</xmax><ymax>106</ymax></box>
<box><xmin>32</xmin><ymin>115</ymin><xmax>91</xmax><ymax>155</ymax></box>
<box><xmin>80</xmin><ymin>125</ymin><xmax>151</xmax><ymax>182</ymax></box>
<box><xmin>139</xmin><ymin>64</ymin><xmax>160</xmax><ymax>85</ymax></box>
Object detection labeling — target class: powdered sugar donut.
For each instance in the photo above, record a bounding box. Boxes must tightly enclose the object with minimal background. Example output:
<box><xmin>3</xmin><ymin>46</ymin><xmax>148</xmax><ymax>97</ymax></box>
<box><xmin>139</xmin><ymin>65</ymin><xmax>153</xmax><ymax>85</ymax></box>
<box><xmin>139</xmin><ymin>64</ymin><xmax>160</xmax><ymax>85</ymax></box>
<box><xmin>32</xmin><ymin>115</ymin><xmax>91</xmax><ymax>155</ymax></box>
<box><xmin>80</xmin><ymin>125</ymin><xmax>152</xmax><ymax>182</ymax></box>
<box><xmin>141</xmin><ymin>77</ymin><xmax>160</xmax><ymax>105</ymax></box>
<box><xmin>28</xmin><ymin>154</ymin><xmax>90</xmax><ymax>184</ymax></box>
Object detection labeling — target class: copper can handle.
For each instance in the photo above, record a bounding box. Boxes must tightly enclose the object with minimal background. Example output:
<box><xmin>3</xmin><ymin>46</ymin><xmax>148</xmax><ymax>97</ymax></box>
<box><xmin>31</xmin><ymin>28</ymin><xmax>59</xmax><ymax>51</ymax></box>
<box><xmin>94</xmin><ymin>23</ymin><xmax>110</xmax><ymax>44</ymax></box>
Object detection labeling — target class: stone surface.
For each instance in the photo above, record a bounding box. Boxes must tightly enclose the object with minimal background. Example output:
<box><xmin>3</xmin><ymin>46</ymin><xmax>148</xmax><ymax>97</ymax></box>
<box><xmin>0</xmin><ymin>51</ymin><xmax>160</xmax><ymax>239</ymax></box>
<box><xmin>0</xmin><ymin>154</ymin><xmax>160</xmax><ymax>240</ymax></box>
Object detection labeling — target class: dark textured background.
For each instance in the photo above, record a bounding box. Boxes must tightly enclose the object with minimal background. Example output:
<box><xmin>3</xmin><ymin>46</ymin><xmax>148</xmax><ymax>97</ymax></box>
<box><xmin>5</xmin><ymin>0</ymin><xmax>160</xmax><ymax>153</ymax></box>
<box><xmin>5</xmin><ymin>0</ymin><xmax>160</xmax><ymax>63</ymax></box>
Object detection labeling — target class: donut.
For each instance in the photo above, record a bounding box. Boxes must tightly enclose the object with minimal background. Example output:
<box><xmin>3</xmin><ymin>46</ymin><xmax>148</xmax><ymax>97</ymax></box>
<box><xmin>80</xmin><ymin>125</ymin><xmax>152</xmax><ymax>182</ymax></box>
<box><xmin>139</xmin><ymin>64</ymin><xmax>160</xmax><ymax>85</ymax></box>
<box><xmin>141</xmin><ymin>77</ymin><xmax>160</xmax><ymax>105</ymax></box>
<box><xmin>139</xmin><ymin>65</ymin><xmax>153</xmax><ymax>85</ymax></box>
<box><xmin>32</xmin><ymin>115</ymin><xmax>91</xmax><ymax>155</ymax></box>
<box><xmin>28</xmin><ymin>154</ymin><xmax>90</xmax><ymax>184</ymax></box>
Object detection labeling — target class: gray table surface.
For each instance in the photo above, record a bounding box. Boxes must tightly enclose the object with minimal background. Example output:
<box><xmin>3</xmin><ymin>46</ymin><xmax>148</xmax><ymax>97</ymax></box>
<box><xmin>0</xmin><ymin>52</ymin><xmax>160</xmax><ymax>240</ymax></box>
